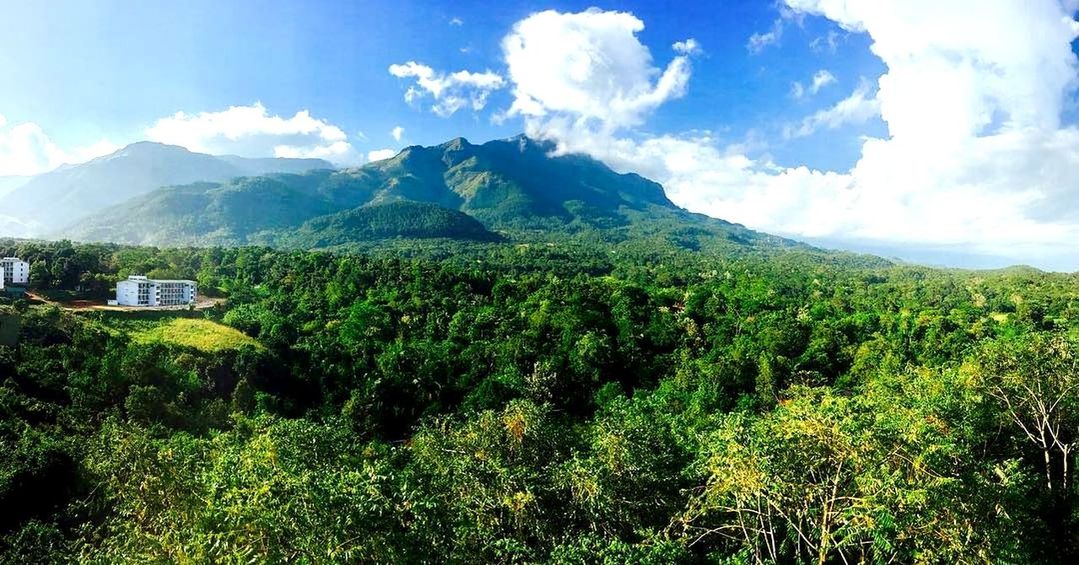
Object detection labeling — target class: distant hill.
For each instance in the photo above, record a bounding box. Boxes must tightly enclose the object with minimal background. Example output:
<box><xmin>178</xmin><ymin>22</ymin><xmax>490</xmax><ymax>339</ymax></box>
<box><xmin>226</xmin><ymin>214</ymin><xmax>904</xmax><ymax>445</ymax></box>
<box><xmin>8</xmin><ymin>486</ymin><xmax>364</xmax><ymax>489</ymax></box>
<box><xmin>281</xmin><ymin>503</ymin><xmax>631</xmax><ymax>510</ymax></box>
<box><xmin>60</xmin><ymin>135</ymin><xmax>799</xmax><ymax>252</ymax></box>
<box><xmin>0</xmin><ymin>142</ymin><xmax>333</xmax><ymax>235</ymax></box>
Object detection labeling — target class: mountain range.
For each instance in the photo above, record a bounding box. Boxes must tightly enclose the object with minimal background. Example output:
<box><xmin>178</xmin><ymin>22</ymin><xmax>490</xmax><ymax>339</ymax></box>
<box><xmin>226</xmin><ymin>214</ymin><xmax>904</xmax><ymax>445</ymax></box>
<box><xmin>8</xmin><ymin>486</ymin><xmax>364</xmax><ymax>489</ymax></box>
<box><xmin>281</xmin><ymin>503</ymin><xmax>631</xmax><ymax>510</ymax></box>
<box><xmin>0</xmin><ymin>142</ymin><xmax>332</xmax><ymax>236</ymax></box>
<box><xmin>55</xmin><ymin>135</ymin><xmax>795</xmax><ymax>253</ymax></box>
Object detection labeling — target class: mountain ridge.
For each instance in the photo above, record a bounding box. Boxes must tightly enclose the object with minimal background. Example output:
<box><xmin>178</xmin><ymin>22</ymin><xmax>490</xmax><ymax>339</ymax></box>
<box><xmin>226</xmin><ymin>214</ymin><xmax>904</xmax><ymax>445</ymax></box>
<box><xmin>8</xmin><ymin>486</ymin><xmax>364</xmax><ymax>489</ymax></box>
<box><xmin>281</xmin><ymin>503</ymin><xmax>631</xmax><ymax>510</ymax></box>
<box><xmin>0</xmin><ymin>142</ymin><xmax>334</xmax><ymax>235</ymax></box>
<box><xmin>57</xmin><ymin>135</ymin><xmax>801</xmax><ymax>253</ymax></box>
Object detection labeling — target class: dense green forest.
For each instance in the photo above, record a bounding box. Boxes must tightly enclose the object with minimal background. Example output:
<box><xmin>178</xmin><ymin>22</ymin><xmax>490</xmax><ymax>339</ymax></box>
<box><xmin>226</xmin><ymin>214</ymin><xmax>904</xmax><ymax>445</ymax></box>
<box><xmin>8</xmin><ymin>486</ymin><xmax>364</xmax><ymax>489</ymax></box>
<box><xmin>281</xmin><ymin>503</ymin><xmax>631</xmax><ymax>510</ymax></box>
<box><xmin>2</xmin><ymin>237</ymin><xmax>1079</xmax><ymax>562</ymax></box>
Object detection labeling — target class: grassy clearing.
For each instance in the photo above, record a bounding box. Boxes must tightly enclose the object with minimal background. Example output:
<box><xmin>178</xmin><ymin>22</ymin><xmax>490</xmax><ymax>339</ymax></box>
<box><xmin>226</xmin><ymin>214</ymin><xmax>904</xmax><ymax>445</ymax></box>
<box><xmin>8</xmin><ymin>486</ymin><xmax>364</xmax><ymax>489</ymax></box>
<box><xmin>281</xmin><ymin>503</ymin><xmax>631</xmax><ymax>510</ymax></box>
<box><xmin>131</xmin><ymin>318</ymin><xmax>262</xmax><ymax>352</ymax></box>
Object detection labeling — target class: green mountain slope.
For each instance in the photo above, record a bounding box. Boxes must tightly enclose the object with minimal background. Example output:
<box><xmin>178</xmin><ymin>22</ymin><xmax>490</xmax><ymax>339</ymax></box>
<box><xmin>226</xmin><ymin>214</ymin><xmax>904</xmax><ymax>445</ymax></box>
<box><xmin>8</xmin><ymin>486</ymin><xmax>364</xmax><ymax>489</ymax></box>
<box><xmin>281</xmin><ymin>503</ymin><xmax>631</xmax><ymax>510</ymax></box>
<box><xmin>67</xmin><ymin>174</ymin><xmax>344</xmax><ymax>246</ymax></box>
<box><xmin>59</xmin><ymin>135</ymin><xmax>799</xmax><ymax>252</ymax></box>
<box><xmin>276</xmin><ymin>201</ymin><xmax>502</xmax><ymax>248</ymax></box>
<box><xmin>0</xmin><ymin>142</ymin><xmax>333</xmax><ymax>235</ymax></box>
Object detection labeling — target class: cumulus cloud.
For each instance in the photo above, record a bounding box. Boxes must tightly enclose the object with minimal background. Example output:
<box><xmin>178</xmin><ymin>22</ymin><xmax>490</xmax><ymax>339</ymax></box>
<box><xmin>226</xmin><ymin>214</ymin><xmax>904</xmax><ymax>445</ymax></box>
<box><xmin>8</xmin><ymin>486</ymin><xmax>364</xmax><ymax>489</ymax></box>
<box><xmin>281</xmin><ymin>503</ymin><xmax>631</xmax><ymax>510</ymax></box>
<box><xmin>0</xmin><ymin>114</ymin><xmax>118</xmax><ymax>176</ymax></box>
<box><xmin>389</xmin><ymin>61</ymin><xmax>505</xmax><ymax>117</ymax></box>
<box><xmin>502</xmin><ymin>8</ymin><xmax>696</xmax><ymax>133</ymax></box>
<box><xmin>765</xmin><ymin>0</ymin><xmax>1079</xmax><ymax>265</ymax></box>
<box><xmin>147</xmin><ymin>102</ymin><xmax>358</xmax><ymax>163</ymax></box>
<box><xmin>391</xmin><ymin>126</ymin><xmax>405</xmax><ymax>142</ymax></box>
<box><xmin>498</xmin><ymin>3</ymin><xmax>1079</xmax><ymax>269</ymax></box>
<box><xmin>367</xmin><ymin>148</ymin><xmax>397</xmax><ymax>162</ymax></box>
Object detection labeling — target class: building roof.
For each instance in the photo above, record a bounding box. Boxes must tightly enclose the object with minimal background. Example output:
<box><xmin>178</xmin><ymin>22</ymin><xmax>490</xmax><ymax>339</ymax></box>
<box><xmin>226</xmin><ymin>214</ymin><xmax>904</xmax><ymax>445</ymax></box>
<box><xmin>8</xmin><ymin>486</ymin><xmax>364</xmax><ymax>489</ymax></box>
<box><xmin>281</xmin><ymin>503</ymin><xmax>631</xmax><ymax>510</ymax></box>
<box><xmin>120</xmin><ymin>276</ymin><xmax>195</xmax><ymax>284</ymax></box>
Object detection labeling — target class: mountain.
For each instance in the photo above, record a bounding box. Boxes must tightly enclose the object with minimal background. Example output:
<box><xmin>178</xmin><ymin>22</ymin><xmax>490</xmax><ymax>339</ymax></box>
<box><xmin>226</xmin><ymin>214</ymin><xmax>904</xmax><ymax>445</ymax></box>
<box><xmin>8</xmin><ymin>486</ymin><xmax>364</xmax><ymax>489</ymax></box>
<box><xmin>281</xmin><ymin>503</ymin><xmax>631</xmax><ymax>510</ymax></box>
<box><xmin>0</xmin><ymin>142</ymin><xmax>333</xmax><ymax>235</ymax></box>
<box><xmin>60</xmin><ymin>135</ymin><xmax>797</xmax><ymax>251</ymax></box>
<box><xmin>359</xmin><ymin>136</ymin><xmax>676</xmax><ymax>227</ymax></box>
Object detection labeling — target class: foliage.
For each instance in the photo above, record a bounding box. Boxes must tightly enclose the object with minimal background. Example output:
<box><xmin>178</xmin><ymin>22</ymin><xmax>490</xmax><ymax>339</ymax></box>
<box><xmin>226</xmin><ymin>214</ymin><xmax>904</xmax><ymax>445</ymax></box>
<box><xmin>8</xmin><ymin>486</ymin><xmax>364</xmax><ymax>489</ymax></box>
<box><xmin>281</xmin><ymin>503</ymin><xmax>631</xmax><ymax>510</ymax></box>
<box><xmin>1</xmin><ymin>237</ymin><xmax>1079</xmax><ymax>561</ymax></box>
<box><xmin>277</xmin><ymin>201</ymin><xmax>503</xmax><ymax>248</ymax></box>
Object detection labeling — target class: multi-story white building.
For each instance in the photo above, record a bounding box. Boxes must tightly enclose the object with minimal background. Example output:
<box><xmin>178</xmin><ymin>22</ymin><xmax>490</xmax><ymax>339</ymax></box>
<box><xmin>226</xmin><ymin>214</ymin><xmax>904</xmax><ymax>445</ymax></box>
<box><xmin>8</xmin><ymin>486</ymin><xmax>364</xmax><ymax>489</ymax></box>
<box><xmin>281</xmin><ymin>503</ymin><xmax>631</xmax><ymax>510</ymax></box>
<box><xmin>115</xmin><ymin>275</ymin><xmax>198</xmax><ymax>307</ymax></box>
<box><xmin>0</xmin><ymin>257</ymin><xmax>29</xmax><ymax>286</ymax></box>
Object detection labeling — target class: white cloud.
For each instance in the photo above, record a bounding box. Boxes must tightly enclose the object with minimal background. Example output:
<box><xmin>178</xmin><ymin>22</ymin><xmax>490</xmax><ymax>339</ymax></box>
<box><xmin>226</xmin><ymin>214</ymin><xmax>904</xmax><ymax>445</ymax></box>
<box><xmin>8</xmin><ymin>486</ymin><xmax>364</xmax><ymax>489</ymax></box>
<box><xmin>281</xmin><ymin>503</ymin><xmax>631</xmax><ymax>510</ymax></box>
<box><xmin>747</xmin><ymin>20</ymin><xmax>783</xmax><ymax>53</ymax></box>
<box><xmin>0</xmin><ymin>114</ymin><xmax>118</xmax><ymax>176</ymax></box>
<box><xmin>498</xmin><ymin>3</ymin><xmax>1079</xmax><ymax>269</ymax></box>
<box><xmin>367</xmin><ymin>148</ymin><xmax>397</xmax><ymax>162</ymax></box>
<box><xmin>809</xmin><ymin>30</ymin><xmax>841</xmax><ymax>53</ymax></box>
<box><xmin>765</xmin><ymin>0</ymin><xmax>1079</xmax><ymax>264</ymax></box>
<box><xmin>673</xmin><ymin>38</ymin><xmax>702</xmax><ymax>55</ymax></box>
<box><xmin>450</xmin><ymin>16</ymin><xmax>463</xmax><ymax>26</ymax></box>
<box><xmin>747</xmin><ymin>6</ymin><xmax>802</xmax><ymax>53</ymax></box>
<box><xmin>389</xmin><ymin>61</ymin><xmax>505</xmax><ymax>117</ymax></box>
<box><xmin>501</xmin><ymin>9</ymin><xmax>696</xmax><ymax>133</ymax></box>
<box><xmin>791</xmin><ymin>69</ymin><xmax>837</xmax><ymax>99</ymax></box>
<box><xmin>391</xmin><ymin>126</ymin><xmax>404</xmax><ymax>142</ymax></box>
<box><xmin>146</xmin><ymin>102</ymin><xmax>358</xmax><ymax>164</ymax></box>
<box><xmin>786</xmin><ymin>80</ymin><xmax>879</xmax><ymax>137</ymax></box>
<box><xmin>810</xmin><ymin>69</ymin><xmax>836</xmax><ymax>93</ymax></box>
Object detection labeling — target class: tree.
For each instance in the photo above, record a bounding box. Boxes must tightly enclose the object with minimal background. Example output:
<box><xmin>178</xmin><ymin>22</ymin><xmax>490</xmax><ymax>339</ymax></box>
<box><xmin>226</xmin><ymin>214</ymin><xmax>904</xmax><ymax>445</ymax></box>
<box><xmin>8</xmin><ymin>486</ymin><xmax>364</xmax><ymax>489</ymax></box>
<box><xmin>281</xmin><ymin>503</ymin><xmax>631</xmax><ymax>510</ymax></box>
<box><xmin>976</xmin><ymin>333</ymin><xmax>1079</xmax><ymax>492</ymax></box>
<box><xmin>678</xmin><ymin>378</ymin><xmax>1019</xmax><ymax>563</ymax></box>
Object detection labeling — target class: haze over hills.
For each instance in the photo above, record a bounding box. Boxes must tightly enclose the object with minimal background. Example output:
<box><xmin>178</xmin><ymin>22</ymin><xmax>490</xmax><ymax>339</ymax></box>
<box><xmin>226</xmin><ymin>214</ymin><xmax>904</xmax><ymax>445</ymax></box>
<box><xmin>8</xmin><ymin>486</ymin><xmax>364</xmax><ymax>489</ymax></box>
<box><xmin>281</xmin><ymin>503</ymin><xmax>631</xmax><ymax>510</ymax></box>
<box><xmin>0</xmin><ymin>176</ymin><xmax>29</xmax><ymax>198</ymax></box>
<box><xmin>0</xmin><ymin>142</ymin><xmax>333</xmax><ymax>236</ymax></box>
<box><xmin>60</xmin><ymin>135</ymin><xmax>798</xmax><ymax>252</ymax></box>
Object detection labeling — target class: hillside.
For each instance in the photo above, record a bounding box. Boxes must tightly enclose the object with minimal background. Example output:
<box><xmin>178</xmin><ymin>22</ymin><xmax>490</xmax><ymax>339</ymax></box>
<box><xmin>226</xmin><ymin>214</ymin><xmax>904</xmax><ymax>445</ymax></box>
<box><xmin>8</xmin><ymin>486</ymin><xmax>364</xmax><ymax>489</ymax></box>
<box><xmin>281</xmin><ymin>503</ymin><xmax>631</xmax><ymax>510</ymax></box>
<box><xmin>65</xmin><ymin>174</ymin><xmax>344</xmax><ymax>246</ymax></box>
<box><xmin>276</xmin><ymin>201</ymin><xmax>502</xmax><ymax>248</ymax></box>
<box><xmin>0</xmin><ymin>142</ymin><xmax>333</xmax><ymax>235</ymax></box>
<box><xmin>60</xmin><ymin>135</ymin><xmax>795</xmax><ymax>252</ymax></box>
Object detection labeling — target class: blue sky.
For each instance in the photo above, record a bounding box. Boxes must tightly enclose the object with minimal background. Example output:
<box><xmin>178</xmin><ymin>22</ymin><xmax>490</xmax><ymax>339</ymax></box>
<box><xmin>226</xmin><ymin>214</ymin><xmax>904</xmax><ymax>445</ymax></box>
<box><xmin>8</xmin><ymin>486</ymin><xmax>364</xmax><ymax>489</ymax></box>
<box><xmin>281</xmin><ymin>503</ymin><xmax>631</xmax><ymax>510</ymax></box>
<box><xmin>0</xmin><ymin>0</ymin><xmax>884</xmax><ymax>170</ymax></box>
<box><xmin>3</xmin><ymin>1</ymin><xmax>1079</xmax><ymax>270</ymax></box>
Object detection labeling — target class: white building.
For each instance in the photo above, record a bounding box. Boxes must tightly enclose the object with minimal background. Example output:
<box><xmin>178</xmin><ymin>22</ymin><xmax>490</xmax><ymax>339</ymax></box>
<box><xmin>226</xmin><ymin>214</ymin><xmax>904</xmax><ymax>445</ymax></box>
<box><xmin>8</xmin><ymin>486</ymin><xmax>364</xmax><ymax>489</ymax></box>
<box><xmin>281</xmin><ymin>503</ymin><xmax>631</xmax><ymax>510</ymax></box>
<box><xmin>0</xmin><ymin>257</ymin><xmax>29</xmax><ymax>286</ymax></box>
<box><xmin>116</xmin><ymin>275</ymin><xmax>197</xmax><ymax>307</ymax></box>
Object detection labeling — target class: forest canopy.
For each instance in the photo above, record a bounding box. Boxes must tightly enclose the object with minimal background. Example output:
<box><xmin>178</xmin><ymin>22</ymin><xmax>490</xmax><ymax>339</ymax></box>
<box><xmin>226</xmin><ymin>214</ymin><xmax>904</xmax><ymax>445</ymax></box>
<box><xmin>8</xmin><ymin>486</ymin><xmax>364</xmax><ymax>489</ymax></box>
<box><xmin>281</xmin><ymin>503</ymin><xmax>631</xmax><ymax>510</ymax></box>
<box><xmin>1</xmin><ymin>237</ymin><xmax>1078</xmax><ymax>562</ymax></box>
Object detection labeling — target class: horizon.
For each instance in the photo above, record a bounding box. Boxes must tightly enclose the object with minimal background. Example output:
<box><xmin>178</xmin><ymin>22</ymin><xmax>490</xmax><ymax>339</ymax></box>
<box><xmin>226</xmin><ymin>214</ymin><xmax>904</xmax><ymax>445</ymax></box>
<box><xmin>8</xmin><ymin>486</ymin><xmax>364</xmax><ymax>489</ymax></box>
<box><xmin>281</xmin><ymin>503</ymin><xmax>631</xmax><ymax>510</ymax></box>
<box><xmin>2</xmin><ymin>1</ymin><xmax>1079</xmax><ymax>270</ymax></box>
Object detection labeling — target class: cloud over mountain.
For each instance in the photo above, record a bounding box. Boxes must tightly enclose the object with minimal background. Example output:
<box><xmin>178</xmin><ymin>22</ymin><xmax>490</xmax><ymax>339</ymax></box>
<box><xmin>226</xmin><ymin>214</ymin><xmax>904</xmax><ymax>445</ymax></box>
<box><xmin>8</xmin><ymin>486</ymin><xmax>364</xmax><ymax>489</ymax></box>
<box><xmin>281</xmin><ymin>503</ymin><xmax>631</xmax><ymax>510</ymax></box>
<box><xmin>0</xmin><ymin>114</ymin><xmax>118</xmax><ymax>176</ymax></box>
<box><xmin>146</xmin><ymin>102</ymin><xmax>358</xmax><ymax>164</ymax></box>
<box><xmin>498</xmin><ymin>3</ymin><xmax>1079</xmax><ymax>269</ymax></box>
<box><xmin>501</xmin><ymin>9</ymin><xmax>695</xmax><ymax>132</ymax></box>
